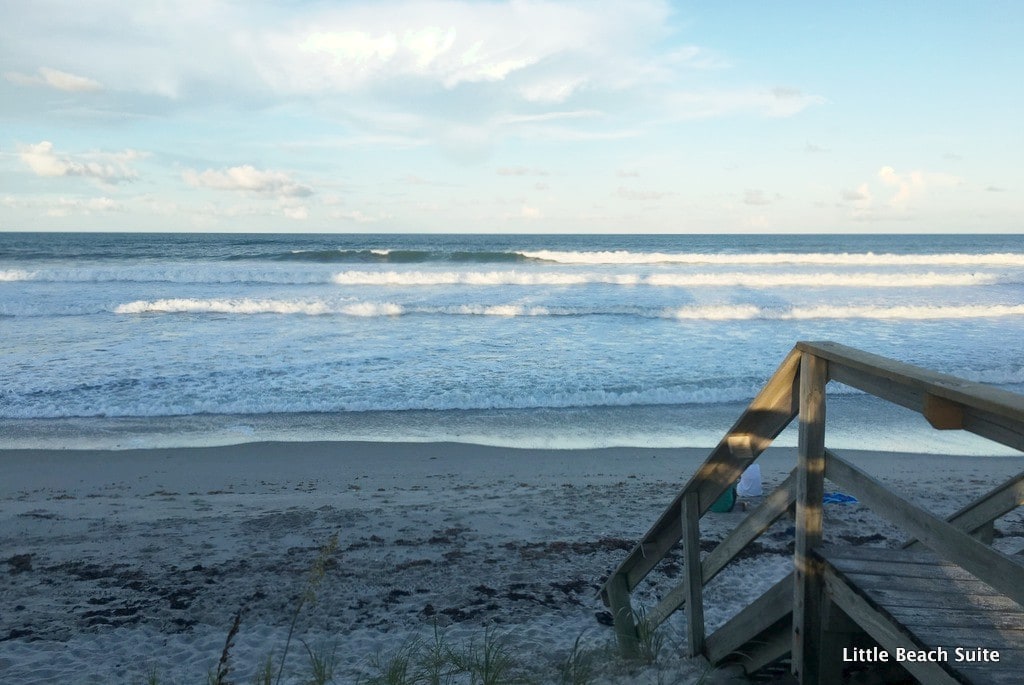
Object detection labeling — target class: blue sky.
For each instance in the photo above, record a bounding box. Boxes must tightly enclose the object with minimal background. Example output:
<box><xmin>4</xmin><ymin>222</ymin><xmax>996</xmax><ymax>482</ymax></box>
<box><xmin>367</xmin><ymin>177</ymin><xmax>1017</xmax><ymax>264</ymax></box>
<box><xmin>1</xmin><ymin>0</ymin><xmax>1021</xmax><ymax>233</ymax></box>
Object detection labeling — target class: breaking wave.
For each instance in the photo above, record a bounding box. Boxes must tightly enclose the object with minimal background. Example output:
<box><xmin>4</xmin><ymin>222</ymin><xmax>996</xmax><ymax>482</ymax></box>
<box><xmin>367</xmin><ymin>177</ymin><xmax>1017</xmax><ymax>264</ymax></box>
<box><xmin>113</xmin><ymin>299</ymin><xmax>1024</xmax><ymax>320</ymax></box>
<box><xmin>330</xmin><ymin>270</ymin><xmax>1000</xmax><ymax>288</ymax></box>
<box><xmin>521</xmin><ymin>250</ymin><xmax>1024</xmax><ymax>266</ymax></box>
<box><xmin>225</xmin><ymin>248</ymin><xmax>534</xmax><ymax>263</ymax></box>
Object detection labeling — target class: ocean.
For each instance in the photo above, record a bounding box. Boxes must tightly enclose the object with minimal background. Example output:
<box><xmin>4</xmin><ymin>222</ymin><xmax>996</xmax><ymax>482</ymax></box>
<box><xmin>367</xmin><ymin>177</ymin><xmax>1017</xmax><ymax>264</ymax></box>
<box><xmin>2</xmin><ymin>232</ymin><xmax>1023</xmax><ymax>454</ymax></box>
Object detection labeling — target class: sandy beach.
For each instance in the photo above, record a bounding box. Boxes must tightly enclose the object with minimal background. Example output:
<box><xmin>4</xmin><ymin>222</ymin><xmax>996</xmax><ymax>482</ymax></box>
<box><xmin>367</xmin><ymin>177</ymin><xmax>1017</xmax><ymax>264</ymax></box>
<box><xmin>3</xmin><ymin>442</ymin><xmax>1022</xmax><ymax>684</ymax></box>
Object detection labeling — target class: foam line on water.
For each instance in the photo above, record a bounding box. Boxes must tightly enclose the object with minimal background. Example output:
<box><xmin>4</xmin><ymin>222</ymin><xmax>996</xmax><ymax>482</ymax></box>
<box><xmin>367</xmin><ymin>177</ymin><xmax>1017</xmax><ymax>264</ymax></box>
<box><xmin>520</xmin><ymin>250</ymin><xmax>1024</xmax><ymax>266</ymax></box>
<box><xmin>111</xmin><ymin>298</ymin><xmax>1024</xmax><ymax>320</ymax></box>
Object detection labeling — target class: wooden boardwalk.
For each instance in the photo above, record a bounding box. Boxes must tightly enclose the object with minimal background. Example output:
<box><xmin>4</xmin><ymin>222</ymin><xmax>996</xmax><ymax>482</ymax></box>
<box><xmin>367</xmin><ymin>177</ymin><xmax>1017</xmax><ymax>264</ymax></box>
<box><xmin>820</xmin><ymin>546</ymin><xmax>1024</xmax><ymax>684</ymax></box>
<box><xmin>598</xmin><ymin>342</ymin><xmax>1024</xmax><ymax>684</ymax></box>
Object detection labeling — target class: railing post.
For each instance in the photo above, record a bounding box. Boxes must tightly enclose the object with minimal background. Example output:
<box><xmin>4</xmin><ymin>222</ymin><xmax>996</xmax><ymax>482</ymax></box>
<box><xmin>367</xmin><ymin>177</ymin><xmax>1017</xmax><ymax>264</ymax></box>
<box><xmin>606</xmin><ymin>572</ymin><xmax>640</xmax><ymax>658</ymax></box>
<box><xmin>682</xmin><ymin>491</ymin><xmax>705</xmax><ymax>656</ymax></box>
<box><xmin>793</xmin><ymin>352</ymin><xmax>828</xmax><ymax>685</ymax></box>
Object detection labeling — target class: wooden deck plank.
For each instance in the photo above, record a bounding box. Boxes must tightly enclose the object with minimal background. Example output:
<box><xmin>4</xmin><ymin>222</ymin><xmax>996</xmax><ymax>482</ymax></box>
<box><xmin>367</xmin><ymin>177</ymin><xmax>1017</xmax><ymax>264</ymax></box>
<box><xmin>822</xmin><ymin>544</ymin><xmax>1024</xmax><ymax>684</ymax></box>
<box><xmin>822</xmin><ymin>546</ymin><xmax>957</xmax><ymax>565</ymax></box>
<box><xmin>908</xmin><ymin>625</ymin><xmax>1024</xmax><ymax>646</ymax></box>
<box><xmin>884</xmin><ymin>605</ymin><xmax>1024</xmax><ymax>630</ymax></box>
<box><xmin>955</xmin><ymin>668</ymin><xmax>1024</xmax><ymax>685</ymax></box>
<box><xmin>827</xmin><ymin>557</ymin><xmax>985</xmax><ymax>582</ymax></box>
<box><xmin>848</xmin><ymin>573</ymin><xmax>1004</xmax><ymax>597</ymax></box>
<box><xmin>824</xmin><ymin>452</ymin><xmax>1024</xmax><ymax>607</ymax></box>
<box><xmin>857</xmin><ymin>587</ymin><xmax>1021</xmax><ymax>612</ymax></box>
<box><xmin>821</xmin><ymin>565</ymin><xmax>961</xmax><ymax>685</ymax></box>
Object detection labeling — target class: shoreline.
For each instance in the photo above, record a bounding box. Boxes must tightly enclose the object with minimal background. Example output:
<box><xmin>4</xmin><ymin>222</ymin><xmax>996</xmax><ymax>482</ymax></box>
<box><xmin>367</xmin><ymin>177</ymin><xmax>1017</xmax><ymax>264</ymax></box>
<box><xmin>4</xmin><ymin>394</ymin><xmax>1020</xmax><ymax>456</ymax></box>
<box><xmin>3</xmin><ymin>442</ymin><xmax>1023</xmax><ymax>683</ymax></box>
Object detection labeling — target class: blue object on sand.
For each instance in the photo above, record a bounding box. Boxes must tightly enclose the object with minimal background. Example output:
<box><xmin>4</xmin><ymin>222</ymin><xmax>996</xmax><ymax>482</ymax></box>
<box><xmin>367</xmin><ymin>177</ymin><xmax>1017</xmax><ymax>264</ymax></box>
<box><xmin>823</xmin><ymin>492</ymin><xmax>858</xmax><ymax>504</ymax></box>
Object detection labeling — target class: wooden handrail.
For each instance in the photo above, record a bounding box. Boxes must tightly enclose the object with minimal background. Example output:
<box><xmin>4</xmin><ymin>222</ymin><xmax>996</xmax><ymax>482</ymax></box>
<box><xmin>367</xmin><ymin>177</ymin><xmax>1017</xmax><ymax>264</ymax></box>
<box><xmin>601</xmin><ymin>347</ymin><xmax>802</xmax><ymax>599</ymax></box>
<box><xmin>904</xmin><ymin>472</ymin><xmax>1024</xmax><ymax>550</ymax></box>
<box><xmin>643</xmin><ymin>468</ymin><xmax>797</xmax><ymax>632</ymax></box>
<box><xmin>599</xmin><ymin>341</ymin><xmax>1024</xmax><ymax>676</ymax></box>
<box><xmin>824</xmin><ymin>448</ymin><xmax>1024</xmax><ymax>607</ymax></box>
<box><xmin>798</xmin><ymin>341</ymin><xmax>1024</xmax><ymax>450</ymax></box>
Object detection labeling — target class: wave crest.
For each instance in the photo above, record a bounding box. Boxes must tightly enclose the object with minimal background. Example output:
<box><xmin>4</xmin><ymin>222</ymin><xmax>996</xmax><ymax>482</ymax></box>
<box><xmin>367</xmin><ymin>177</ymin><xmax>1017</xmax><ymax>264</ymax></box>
<box><xmin>522</xmin><ymin>250</ymin><xmax>1024</xmax><ymax>266</ymax></box>
<box><xmin>112</xmin><ymin>299</ymin><xmax>1024</xmax><ymax>320</ymax></box>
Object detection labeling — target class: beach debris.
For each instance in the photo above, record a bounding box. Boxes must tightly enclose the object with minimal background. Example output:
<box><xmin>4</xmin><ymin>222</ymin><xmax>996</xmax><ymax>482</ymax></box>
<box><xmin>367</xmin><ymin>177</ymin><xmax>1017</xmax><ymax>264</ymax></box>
<box><xmin>7</xmin><ymin>554</ymin><xmax>32</xmax><ymax>573</ymax></box>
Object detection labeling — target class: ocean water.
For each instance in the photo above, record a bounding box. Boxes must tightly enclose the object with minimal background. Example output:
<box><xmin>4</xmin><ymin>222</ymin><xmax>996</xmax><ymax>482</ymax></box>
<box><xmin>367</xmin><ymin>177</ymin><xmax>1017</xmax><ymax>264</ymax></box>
<box><xmin>2</xmin><ymin>232</ymin><xmax>1023</xmax><ymax>454</ymax></box>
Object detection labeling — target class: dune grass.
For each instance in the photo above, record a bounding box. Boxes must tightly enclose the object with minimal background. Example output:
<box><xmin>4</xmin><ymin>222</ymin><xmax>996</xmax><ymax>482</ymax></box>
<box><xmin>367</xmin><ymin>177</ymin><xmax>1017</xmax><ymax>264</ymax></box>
<box><xmin>143</xmin><ymin>534</ymin><xmax>702</xmax><ymax>685</ymax></box>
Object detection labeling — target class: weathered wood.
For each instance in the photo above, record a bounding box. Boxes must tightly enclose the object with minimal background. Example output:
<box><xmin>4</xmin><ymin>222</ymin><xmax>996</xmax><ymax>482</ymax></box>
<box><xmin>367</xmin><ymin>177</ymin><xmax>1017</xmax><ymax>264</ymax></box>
<box><xmin>682</xmin><ymin>491</ymin><xmax>705</xmax><ymax>657</ymax></box>
<box><xmin>823</xmin><ymin>545</ymin><xmax>957</xmax><ymax>564</ymax></box>
<box><xmin>827</xmin><ymin>556</ymin><xmax>984</xmax><ymax>582</ymax></box>
<box><xmin>705</xmin><ymin>571</ymin><xmax>793</xmax><ymax>666</ymax></box>
<box><xmin>797</xmin><ymin>341</ymin><xmax>1024</xmax><ymax>422</ymax></box>
<box><xmin>599</xmin><ymin>342</ymin><xmax>1024</xmax><ymax>681</ymax></box>
<box><xmin>850</xmin><ymin>573</ymin><xmax>1004</xmax><ymax>597</ymax></box>
<box><xmin>605</xmin><ymin>572</ymin><xmax>639</xmax><ymax>658</ymax></box>
<box><xmin>702</xmin><ymin>468</ymin><xmax>798</xmax><ymax>584</ymax></box>
<box><xmin>643</xmin><ymin>469</ymin><xmax>796</xmax><ymax>633</ymax></box>
<box><xmin>600</xmin><ymin>347</ymin><xmax>802</xmax><ymax>599</ymax></box>
<box><xmin>793</xmin><ymin>352</ymin><xmax>827</xmax><ymax>685</ymax></box>
<box><xmin>643</xmin><ymin>579</ymin><xmax>687</xmax><ymax>633</ymax></box>
<box><xmin>823</xmin><ymin>547</ymin><xmax>933</xmax><ymax>564</ymax></box>
<box><xmin>719</xmin><ymin>618</ymin><xmax>792</xmax><ymax>676</ymax></box>
<box><xmin>822</xmin><ymin>565</ymin><xmax>962</xmax><ymax>685</ymax></box>
<box><xmin>885</xmin><ymin>606</ymin><xmax>1024</xmax><ymax>630</ymax></box>
<box><xmin>954</xmin><ymin>667</ymin><xmax>1024</xmax><ymax>683</ymax></box>
<box><xmin>825</xmin><ymin>450</ymin><xmax>1024</xmax><ymax>607</ymax></box>
<box><xmin>955</xmin><ymin>669</ymin><xmax>1024</xmax><ymax>685</ymax></box>
<box><xmin>907</xmin><ymin>626</ymin><xmax>1024</xmax><ymax>649</ymax></box>
<box><xmin>962</xmin><ymin>410</ymin><xmax>1024</xmax><ymax>453</ymax></box>
<box><xmin>905</xmin><ymin>472</ymin><xmax>1024</xmax><ymax>550</ymax></box>
<box><xmin>803</xmin><ymin>341</ymin><xmax>1024</xmax><ymax>452</ymax></box>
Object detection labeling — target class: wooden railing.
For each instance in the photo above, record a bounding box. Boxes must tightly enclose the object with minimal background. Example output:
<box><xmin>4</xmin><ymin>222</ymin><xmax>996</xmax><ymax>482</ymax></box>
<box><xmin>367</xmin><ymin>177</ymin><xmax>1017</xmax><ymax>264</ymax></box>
<box><xmin>599</xmin><ymin>341</ymin><xmax>1024</xmax><ymax>683</ymax></box>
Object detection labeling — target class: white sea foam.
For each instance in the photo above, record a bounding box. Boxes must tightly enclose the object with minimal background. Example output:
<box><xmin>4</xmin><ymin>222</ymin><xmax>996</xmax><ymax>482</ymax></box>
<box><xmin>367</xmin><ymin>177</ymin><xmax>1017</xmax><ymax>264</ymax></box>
<box><xmin>642</xmin><ymin>271</ymin><xmax>998</xmax><ymax>287</ymax></box>
<box><xmin>521</xmin><ymin>250</ymin><xmax>1024</xmax><ymax>266</ymax></box>
<box><xmin>113</xmin><ymin>299</ymin><xmax>1024</xmax><ymax>320</ymax></box>
<box><xmin>331</xmin><ymin>270</ymin><xmax>997</xmax><ymax>288</ymax></box>
<box><xmin>114</xmin><ymin>298</ymin><xmax>336</xmax><ymax>316</ymax></box>
<box><xmin>667</xmin><ymin>304</ymin><xmax>1024</xmax><ymax>321</ymax></box>
<box><xmin>331</xmin><ymin>270</ymin><xmax>601</xmax><ymax>286</ymax></box>
<box><xmin>0</xmin><ymin>269</ymin><xmax>36</xmax><ymax>281</ymax></box>
<box><xmin>2</xmin><ymin>266</ymin><xmax>1007</xmax><ymax>287</ymax></box>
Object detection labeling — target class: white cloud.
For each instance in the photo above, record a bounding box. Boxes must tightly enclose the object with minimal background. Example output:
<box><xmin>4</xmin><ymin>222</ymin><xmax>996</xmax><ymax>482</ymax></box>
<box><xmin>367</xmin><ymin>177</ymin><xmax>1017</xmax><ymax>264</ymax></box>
<box><xmin>877</xmin><ymin>166</ymin><xmax>961</xmax><ymax>208</ymax></box>
<box><xmin>329</xmin><ymin>209</ymin><xmax>391</xmax><ymax>223</ymax></box>
<box><xmin>47</xmin><ymin>196</ymin><xmax>122</xmax><ymax>216</ymax></box>
<box><xmin>496</xmin><ymin>166</ymin><xmax>549</xmax><ymax>177</ymax></box>
<box><xmin>183</xmin><ymin>165</ymin><xmax>313</xmax><ymax>197</ymax></box>
<box><xmin>17</xmin><ymin>141</ymin><xmax>141</xmax><ymax>184</ymax></box>
<box><xmin>5</xmin><ymin>66</ymin><xmax>103</xmax><ymax>92</ymax></box>
<box><xmin>1</xmin><ymin>194</ymin><xmax>122</xmax><ymax>216</ymax></box>
<box><xmin>743</xmin><ymin>189</ymin><xmax>772</xmax><ymax>206</ymax></box>
<box><xmin>520</xmin><ymin>204</ymin><xmax>542</xmax><ymax>219</ymax></box>
<box><xmin>666</xmin><ymin>87</ymin><xmax>826</xmax><ymax>120</ymax></box>
<box><xmin>617</xmin><ymin>186</ymin><xmax>672</xmax><ymax>201</ymax></box>
<box><xmin>840</xmin><ymin>184</ymin><xmax>871</xmax><ymax>203</ymax></box>
<box><xmin>1</xmin><ymin>1</ymin><xmax>827</xmax><ymax>167</ymax></box>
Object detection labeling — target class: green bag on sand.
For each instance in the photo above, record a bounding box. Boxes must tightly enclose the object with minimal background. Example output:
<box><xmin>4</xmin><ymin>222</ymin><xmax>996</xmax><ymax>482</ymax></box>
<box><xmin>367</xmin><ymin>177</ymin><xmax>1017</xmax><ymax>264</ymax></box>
<box><xmin>710</xmin><ymin>485</ymin><xmax>737</xmax><ymax>513</ymax></box>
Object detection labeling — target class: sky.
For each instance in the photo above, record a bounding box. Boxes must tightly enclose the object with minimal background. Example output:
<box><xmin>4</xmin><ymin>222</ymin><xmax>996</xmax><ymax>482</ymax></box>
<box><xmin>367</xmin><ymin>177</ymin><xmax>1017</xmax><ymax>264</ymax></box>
<box><xmin>1</xmin><ymin>0</ymin><xmax>1022</xmax><ymax>234</ymax></box>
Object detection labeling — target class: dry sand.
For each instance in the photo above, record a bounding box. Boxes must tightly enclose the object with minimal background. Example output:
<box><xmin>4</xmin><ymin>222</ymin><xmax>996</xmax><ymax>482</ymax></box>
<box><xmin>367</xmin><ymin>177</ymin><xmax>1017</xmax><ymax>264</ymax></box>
<box><xmin>2</xmin><ymin>442</ymin><xmax>1023</xmax><ymax>684</ymax></box>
